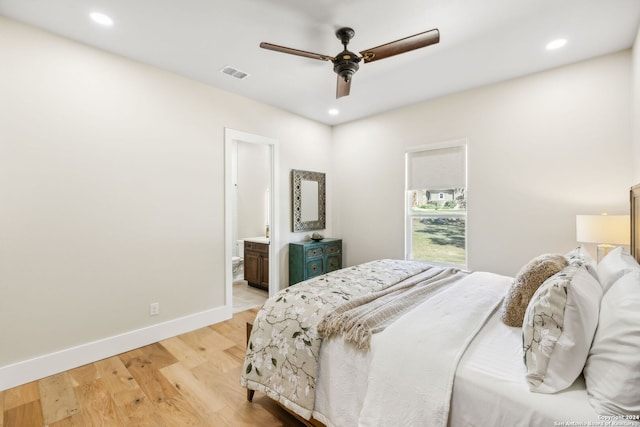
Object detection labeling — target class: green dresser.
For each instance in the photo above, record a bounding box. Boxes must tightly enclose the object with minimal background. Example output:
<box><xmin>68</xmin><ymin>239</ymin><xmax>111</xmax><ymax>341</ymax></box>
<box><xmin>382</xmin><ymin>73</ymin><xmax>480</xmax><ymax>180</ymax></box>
<box><xmin>289</xmin><ymin>238</ymin><xmax>342</xmax><ymax>285</ymax></box>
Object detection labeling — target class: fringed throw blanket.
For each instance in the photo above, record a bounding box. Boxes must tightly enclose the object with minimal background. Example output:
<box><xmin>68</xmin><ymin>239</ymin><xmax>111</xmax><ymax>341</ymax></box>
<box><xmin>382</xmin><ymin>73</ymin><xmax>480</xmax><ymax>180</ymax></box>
<box><xmin>240</xmin><ymin>259</ymin><xmax>465</xmax><ymax>420</ymax></box>
<box><xmin>318</xmin><ymin>266</ymin><xmax>467</xmax><ymax>350</ymax></box>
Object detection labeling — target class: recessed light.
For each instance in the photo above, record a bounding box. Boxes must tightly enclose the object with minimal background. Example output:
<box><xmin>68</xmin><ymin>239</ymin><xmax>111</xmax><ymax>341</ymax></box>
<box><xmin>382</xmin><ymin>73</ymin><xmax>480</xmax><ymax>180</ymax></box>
<box><xmin>90</xmin><ymin>12</ymin><xmax>113</xmax><ymax>27</ymax></box>
<box><xmin>545</xmin><ymin>38</ymin><xmax>567</xmax><ymax>50</ymax></box>
<box><xmin>328</xmin><ymin>108</ymin><xmax>339</xmax><ymax>116</ymax></box>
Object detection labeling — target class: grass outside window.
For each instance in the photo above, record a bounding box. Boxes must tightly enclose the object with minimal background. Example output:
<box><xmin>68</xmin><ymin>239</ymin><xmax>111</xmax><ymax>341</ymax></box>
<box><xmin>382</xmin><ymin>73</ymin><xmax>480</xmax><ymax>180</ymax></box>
<box><xmin>410</xmin><ymin>215</ymin><xmax>466</xmax><ymax>266</ymax></box>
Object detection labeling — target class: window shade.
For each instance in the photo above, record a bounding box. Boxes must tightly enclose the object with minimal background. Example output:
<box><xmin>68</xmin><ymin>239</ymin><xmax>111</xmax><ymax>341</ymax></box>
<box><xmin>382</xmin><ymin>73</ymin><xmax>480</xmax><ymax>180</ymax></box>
<box><xmin>407</xmin><ymin>145</ymin><xmax>465</xmax><ymax>190</ymax></box>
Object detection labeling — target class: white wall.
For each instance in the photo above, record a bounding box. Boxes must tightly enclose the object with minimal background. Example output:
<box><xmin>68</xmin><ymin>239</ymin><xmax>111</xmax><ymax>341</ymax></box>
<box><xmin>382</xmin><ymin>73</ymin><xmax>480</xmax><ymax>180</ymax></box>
<box><xmin>333</xmin><ymin>51</ymin><xmax>632</xmax><ymax>276</ymax></box>
<box><xmin>237</xmin><ymin>141</ymin><xmax>270</xmax><ymax>240</ymax></box>
<box><xmin>0</xmin><ymin>16</ymin><xmax>332</xmax><ymax>386</ymax></box>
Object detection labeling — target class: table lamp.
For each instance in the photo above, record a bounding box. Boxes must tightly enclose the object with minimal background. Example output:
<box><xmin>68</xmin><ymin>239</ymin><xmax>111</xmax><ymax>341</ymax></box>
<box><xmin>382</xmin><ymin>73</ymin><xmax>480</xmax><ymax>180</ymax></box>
<box><xmin>576</xmin><ymin>213</ymin><xmax>630</xmax><ymax>262</ymax></box>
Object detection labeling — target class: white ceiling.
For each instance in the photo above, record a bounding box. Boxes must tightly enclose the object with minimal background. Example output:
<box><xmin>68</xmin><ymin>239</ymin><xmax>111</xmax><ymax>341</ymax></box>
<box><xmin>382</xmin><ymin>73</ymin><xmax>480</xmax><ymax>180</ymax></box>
<box><xmin>1</xmin><ymin>0</ymin><xmax>639</xmax><ymax>125</ymax></box>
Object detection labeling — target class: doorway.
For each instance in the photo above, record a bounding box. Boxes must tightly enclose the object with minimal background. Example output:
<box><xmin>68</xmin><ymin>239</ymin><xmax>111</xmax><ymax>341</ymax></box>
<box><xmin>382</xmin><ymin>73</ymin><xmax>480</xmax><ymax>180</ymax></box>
<box><xmin>224</xmin><ymin>129</ymin><xmax>278</xmax><ymax>312</ymax></box>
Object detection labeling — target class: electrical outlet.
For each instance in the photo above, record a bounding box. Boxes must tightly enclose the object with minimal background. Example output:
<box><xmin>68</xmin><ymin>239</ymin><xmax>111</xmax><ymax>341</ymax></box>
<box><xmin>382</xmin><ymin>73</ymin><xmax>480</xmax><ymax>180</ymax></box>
<box><xmin>149</xmin><ymin>302</ymin><xmax>160</xmax><ymax>316</ymax></box>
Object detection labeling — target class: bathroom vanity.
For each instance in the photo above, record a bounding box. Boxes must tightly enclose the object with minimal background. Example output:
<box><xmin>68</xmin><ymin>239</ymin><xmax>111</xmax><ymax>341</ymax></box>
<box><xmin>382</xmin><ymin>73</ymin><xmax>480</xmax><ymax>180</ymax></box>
<box><xmin>244</xmin><ymin>238</ymin><xmax>269</xmax><ymax>290</ymax></box>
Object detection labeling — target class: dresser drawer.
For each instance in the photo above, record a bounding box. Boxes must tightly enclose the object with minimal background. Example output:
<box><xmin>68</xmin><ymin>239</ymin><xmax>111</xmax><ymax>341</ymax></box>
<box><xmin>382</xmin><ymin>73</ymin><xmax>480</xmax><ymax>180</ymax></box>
<box><xmin>326</xmin><ymin>254</ymin><xmax>341</xmax><ymax>272</ymax></box>
<box><xmin>306</xmin><ymin>259</ymin><xmax>325</xmax><ymax>278</ymax></box>
<box><xmin>305</xmin><ymin>246</ymin><xmax>324</xmax><ymax>259</ymax></box>
<box><xmin>326</xmin><ymin>243</ymin><xmax>341</xmax><ymax>256</ymax></box>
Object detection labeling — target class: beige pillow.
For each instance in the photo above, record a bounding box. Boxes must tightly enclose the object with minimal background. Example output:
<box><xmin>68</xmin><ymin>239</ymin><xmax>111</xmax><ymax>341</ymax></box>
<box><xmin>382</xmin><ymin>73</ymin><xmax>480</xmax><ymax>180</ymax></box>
<box><xmin>500</xmin><ymin>253</ymin><xmax>568</xmax><ymax>327</ymax></box>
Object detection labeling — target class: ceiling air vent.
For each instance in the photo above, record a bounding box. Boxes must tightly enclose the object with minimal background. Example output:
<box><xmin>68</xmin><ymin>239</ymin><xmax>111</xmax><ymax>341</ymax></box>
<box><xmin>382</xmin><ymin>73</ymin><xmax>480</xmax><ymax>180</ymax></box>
<box><xmin>220</xmin><ymin>66</ymin><xmax>249</xmax><ymax>80</ymax></box>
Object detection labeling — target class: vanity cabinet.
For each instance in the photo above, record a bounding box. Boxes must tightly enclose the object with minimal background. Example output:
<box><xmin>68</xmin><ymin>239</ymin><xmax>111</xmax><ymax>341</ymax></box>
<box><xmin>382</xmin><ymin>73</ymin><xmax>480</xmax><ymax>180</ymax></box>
<box><xmin>244</xmin><ymin>240</ymin><xmax>269</xmax><ymax>290</ymax></box>
<box><xmin>289</xmin><ymin>238</ymin><xmax>342</xmax><ymax>285</ymax></box>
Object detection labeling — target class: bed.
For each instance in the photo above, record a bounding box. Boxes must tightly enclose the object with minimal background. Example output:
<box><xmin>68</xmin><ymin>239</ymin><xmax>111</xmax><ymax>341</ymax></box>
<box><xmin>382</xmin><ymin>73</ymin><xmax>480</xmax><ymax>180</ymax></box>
<box><xmin>241</xmin><ymin>190</ymin><xmax>640</xmax><ymax>427</ymax></box>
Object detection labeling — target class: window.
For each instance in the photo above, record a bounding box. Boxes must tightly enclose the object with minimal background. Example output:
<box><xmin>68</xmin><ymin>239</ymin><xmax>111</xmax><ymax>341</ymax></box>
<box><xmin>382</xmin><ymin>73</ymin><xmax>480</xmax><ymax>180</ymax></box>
<box><xmin>405</xmin><ymin>141</ymin><xmax>467</xmax><ymax>267</ymax></box>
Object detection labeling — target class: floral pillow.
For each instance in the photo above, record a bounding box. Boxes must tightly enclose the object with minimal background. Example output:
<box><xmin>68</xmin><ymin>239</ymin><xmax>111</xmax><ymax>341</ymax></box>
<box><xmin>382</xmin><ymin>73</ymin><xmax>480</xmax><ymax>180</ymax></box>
<box><xmin>522</xmin><ymin>264</ymin><xmax>602</xmax><ymax>393</ymax></box>
<box><xmin>564</xmin><ymin>245</ymin><xmax>598</xmax><ymax>281</ymax></box>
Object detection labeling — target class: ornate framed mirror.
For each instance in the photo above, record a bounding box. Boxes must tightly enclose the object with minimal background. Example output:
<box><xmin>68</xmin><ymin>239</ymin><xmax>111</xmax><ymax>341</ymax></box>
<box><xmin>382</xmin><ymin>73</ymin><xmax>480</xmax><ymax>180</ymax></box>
<box><xmin>291</xmin><ymin>169</ymin><xmax>326</xmax><ymax>232</ymax></box>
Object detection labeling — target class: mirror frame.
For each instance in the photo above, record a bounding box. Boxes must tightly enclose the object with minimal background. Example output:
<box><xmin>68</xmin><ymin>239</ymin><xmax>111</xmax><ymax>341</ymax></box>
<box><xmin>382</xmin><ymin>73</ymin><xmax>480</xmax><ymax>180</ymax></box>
<box><xmin>291</xmin><ymin>169</ymin><xmax>326</xmax><ymax>232</ymax></box>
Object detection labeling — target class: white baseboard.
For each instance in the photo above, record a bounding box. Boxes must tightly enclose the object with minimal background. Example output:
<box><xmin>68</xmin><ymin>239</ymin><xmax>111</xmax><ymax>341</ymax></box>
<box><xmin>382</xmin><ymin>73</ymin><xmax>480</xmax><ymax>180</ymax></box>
<box><xmin>0</xmin><ymin>305</ymin><xmax>232</xmax><ymax>392</ymax></box>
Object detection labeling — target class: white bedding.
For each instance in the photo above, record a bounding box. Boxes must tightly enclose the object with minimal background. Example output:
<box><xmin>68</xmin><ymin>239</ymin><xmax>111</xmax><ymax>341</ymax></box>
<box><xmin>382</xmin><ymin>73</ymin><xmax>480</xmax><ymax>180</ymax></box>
<box><xmin>450</xmin><ymin>311</ymin><xmax>600</xmax><ymax>426</ymax></box>
<box><xmin>312</xmin><ymin>271</ymin><xmax>605</xmax><ymax>427</ymax></box>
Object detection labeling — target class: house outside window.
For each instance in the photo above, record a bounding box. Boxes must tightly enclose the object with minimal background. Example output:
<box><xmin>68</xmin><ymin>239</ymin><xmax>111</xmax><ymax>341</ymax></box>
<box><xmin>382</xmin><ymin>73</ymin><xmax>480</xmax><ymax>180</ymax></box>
<box><xmin>405</xmin><ymin>140</ymin><xmax>467</xmax><ymax>267</ymax></box>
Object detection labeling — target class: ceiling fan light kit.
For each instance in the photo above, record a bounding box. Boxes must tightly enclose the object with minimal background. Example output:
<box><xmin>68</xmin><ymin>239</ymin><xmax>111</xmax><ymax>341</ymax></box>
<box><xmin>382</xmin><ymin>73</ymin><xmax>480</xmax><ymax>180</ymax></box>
<box><xmin>260</xmin><ymin>26</ymin><xmax>440</xmax><ymax>98</ymax></box>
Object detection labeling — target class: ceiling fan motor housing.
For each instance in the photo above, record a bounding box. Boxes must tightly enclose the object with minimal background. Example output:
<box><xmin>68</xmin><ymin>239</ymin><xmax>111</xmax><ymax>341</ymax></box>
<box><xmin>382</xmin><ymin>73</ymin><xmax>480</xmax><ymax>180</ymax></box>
<box><xmin>333</xmin><ymin>51</ymin><xmax>361</xmax><ymax>82</ymax></box>
<box><xmin>333</xmin><ymin>27</ymin><xmax>360</xmax><ymax>82</ymax></box>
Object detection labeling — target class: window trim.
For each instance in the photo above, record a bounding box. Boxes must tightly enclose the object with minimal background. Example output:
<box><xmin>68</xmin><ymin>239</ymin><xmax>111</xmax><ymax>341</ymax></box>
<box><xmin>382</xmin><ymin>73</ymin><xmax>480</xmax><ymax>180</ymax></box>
<box><xmin>404</xmin><ymin>138</ymin><xmax>468</xmax><ymax>268</ymax></box>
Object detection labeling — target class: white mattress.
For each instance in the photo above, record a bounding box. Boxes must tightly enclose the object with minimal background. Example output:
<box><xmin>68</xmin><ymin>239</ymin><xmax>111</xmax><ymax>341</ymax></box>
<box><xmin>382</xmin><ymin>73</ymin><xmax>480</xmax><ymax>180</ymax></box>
<box><xmin>313</xmin><ymin>301</ymin><xmax>602</xmax><ymax>427</ymax></box>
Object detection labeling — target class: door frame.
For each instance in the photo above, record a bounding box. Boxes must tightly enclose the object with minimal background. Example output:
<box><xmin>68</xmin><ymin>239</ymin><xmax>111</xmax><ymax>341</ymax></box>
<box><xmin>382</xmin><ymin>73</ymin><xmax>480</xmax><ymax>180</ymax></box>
<box><xmin>224</xmin><ymin>128</ymin><xmax>279</xmax><ymax>308</ymax></box>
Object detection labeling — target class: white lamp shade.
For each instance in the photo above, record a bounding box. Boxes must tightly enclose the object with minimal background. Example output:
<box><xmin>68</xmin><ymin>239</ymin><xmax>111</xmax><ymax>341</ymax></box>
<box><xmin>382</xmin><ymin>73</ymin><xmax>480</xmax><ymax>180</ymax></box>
<box><xmin>576</xmin><ymin>214</ymin><xmax>630</xmax><ymax>245</ymax></box>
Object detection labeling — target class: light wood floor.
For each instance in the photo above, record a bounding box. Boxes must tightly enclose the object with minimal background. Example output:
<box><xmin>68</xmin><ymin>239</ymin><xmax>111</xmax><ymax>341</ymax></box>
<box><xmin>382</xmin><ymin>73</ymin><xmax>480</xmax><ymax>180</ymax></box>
<box><xmin>0</xmin><ymin>308</ymin><xmax>306</xmax><ymax>427</ymax></box>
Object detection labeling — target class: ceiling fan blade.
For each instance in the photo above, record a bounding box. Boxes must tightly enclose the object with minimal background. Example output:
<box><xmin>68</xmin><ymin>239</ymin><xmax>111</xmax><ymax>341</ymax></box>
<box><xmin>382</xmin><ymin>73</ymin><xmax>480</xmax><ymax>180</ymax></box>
<box><xmin>336</xmin><ymin>76</ymin><xmax>351</xmax><ymax>98</ymax></box>
<box><xmin>259</xmin><ymin>42</ymin><xmax>333</xmax><ymax>61</ymax></box>
<box><xmin>359</xmin><ymin>29</ymin><xmax>440</xmax><ymax>63</ymax></box>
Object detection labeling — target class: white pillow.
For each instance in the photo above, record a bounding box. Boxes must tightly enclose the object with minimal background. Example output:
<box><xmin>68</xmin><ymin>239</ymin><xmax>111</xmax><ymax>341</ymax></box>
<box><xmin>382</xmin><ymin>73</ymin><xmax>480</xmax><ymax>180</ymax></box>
<box><xmin>565</xmin><ymin>245</ymin><xmax>598</xmax><ymax>281</ymax></box>
<box><xmin>597</xmin><ymin>246</ymin><xmax>640</xmax><ymax>293</ymax></box>
<box><xmin>522</xmin><ymin>264</ymin><xmax>602</xmax><ymax>393</ymax></box>
<box><xmin>584</xmin><ymin>270</ymin><xmax>640</xmax><ymax>416</ymax></box>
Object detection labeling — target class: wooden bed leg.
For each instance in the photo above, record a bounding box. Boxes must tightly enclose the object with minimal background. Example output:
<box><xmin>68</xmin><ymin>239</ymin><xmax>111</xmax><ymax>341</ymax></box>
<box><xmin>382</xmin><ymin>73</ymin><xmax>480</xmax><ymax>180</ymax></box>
<box><xmin>246</xmin><ymin>321</ymin><xmax>255</xmax><ymax>402</ymax></box>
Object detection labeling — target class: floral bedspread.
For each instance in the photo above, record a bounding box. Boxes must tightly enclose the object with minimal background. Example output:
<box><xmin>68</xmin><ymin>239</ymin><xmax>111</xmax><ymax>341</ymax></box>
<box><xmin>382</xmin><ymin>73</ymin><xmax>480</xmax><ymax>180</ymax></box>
<box><xmin>240</xmin><ymin>259</ymin><xmax>434</xmax><ymax>419</ymax></box>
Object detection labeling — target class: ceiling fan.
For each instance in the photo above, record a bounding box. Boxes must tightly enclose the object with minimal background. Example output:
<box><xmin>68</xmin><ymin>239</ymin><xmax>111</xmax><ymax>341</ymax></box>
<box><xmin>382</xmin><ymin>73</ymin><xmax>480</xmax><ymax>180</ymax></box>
<box><xmin>260</xmin><ymin>27</ymin><xmax>440</xmax><ymax>98</ymax></box>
